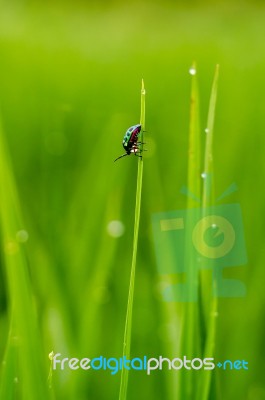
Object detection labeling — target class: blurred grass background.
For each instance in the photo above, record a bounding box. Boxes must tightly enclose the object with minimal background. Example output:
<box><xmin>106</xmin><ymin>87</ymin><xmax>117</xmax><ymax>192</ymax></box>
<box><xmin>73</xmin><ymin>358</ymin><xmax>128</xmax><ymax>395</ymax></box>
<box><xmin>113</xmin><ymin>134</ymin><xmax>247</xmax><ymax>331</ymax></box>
<box><xmin>0</xmin><ymin>0</ymin><xmax>265</xmax><ymax>399</ymax></box>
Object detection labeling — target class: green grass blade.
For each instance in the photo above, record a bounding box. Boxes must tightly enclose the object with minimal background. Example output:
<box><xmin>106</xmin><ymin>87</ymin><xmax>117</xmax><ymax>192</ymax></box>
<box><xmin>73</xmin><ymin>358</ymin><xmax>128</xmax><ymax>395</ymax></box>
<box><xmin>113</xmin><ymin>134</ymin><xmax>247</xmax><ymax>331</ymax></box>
<box><xmin>178</xmin><ymin>63</ymin><xmax>202</xmax><ymax>399</ymax></box>
<box><xmin>187</xmin><ymin>64</ymin><xmax>201</xmax><ymax>203</ymax></box>
<box><xmin>202</xmin><ymin>64</ymin><xmax>219</xmax><ymax>205</ymax></box>
<box><xmin>200</xmin><ymin>64</ymin><xmax>219</xmax><ymax>320</ymax></box>
<box><xmin>118</xmin><ymin>80</ymin><xmax>145</xmax><ymax>400</ymax></box>
<box><xmin>197</xmin><ymin>64</ymin><xmax>220</xmax><ymax>400</ymax></box>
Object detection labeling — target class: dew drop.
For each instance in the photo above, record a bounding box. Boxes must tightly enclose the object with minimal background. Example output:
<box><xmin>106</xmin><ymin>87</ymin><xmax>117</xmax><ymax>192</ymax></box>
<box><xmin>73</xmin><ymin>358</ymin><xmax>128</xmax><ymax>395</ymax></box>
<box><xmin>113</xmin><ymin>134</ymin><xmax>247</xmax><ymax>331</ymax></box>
<box><xmin>107</xmin><ymin>220</ymin><xmax>125</xmax><ymax>238</ymax></box>
<box><xmin>189</xmin><ymin>67</ymin><xmax>197</xmax><ymax>76</ymax></box>
<box><xmin>16</xmin><ymin>230</ymin><xmax>29</xmax><ymax>243</ymax></box>
<box><xmin>201</xmin><ymin>172</ymin><xmax>207</xmax><ymax>179</ymax></box>
<box><xmin>205</xmin><ymin>128</ymin><xmax>209</xmax><ymax>133</ymax></box>
<box><xmin>211</xmin><ymin>311</ymin><xmax>219</xmax><ymax>317</ymax></box>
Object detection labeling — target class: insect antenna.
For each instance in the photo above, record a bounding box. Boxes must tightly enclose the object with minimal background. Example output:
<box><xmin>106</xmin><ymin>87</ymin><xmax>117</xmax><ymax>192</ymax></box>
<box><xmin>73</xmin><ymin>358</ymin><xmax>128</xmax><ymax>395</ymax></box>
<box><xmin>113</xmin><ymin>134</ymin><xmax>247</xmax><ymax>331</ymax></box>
<box><xmin>114</xmin><ymin>153</ymin><xmax>129</xmax><ymax>162</ymax></box>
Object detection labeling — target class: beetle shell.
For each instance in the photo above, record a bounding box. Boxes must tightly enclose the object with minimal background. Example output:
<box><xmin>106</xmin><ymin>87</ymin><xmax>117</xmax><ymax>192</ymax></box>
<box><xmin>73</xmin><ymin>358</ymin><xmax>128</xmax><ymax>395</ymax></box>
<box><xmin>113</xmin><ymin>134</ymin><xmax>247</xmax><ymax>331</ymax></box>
<box><xmin>122</xmin><ymin>124</ymin><xmax>141</xmax><ymax>154</ymax></box>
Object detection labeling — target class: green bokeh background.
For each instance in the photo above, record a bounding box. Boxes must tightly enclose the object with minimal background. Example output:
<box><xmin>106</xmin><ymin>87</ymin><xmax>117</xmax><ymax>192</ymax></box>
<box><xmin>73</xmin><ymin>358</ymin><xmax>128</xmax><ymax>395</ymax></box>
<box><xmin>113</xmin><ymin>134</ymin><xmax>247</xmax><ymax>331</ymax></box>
<box><xmin>0</xmin><ymin>1</ymin><xmax>265</xmax><ymax>399</ymax></box>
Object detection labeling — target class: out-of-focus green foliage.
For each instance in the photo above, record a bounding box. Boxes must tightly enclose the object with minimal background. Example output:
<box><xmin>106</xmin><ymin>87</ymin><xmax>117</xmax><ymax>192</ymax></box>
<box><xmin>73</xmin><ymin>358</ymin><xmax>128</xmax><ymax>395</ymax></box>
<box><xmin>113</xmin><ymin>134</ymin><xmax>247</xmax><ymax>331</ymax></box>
<box><xmin>0</xmin><ymin>1</ymin><xmax>265</xmax><ymax>399</ymax></box>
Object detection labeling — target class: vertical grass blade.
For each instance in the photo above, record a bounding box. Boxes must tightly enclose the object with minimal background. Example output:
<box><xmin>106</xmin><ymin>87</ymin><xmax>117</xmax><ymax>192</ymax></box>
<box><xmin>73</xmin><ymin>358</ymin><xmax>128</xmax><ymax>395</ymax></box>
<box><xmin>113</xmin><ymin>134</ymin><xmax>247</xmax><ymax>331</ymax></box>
<box><xmin>197</xmin><ymin>64</ymin><xmax>220</xmax><ymax>400</ymax></box>
<box><xmin>118</xmin><ymin>80</ymin><xmax>145</xmax><ymax>400</ymax></box>
<box><xmin>178</xmin><ymin>64</ymin><xmax>202</xmax><ymax>399</ymax></box>
<box><xmin>202</xmin><ymin>64</ymin><xmax>219</xmax><ymax>207</ymax></box>
<box><xmin>187</xmin><ymin>64</ymin><xmax>201</xmax><ymax>202</ymax></box>
<box><xmin>200</xmin><ymin>64</ymin><xmax>219</xmax><ymax>321</ymax></box>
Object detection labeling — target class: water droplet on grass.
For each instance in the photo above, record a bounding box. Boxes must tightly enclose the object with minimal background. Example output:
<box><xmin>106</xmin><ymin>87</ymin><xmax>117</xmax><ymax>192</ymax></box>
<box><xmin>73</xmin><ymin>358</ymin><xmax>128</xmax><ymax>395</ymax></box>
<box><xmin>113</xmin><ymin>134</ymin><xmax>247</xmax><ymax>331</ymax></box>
<box><xmin>211</xmin><ymin>311</ymin><xmax>219</xmax><ymax>317</ymax></box>
<box><xmin>201</xmin><ymin>172</ymin><xmax>207</xmax><ymax>179</ymax></box>
<box><xmin>107</xmin><ymin>220</ymin><xmax>125</xmax><ymax>238</ymax></box>
<box><xmin>16</xmin><ymin>230</ymin><xmax>29</xmax><ymax>243</ymax></box>
<box><xmin>189</xmin><ymin>67</ymin><xmax>197</xmax><ymax>75</ymax></box>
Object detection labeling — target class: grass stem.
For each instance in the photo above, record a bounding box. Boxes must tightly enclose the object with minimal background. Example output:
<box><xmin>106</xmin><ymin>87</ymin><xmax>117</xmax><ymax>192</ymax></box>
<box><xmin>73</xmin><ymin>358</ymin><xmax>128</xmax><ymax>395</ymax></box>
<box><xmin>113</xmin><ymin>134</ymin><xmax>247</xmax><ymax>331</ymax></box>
<box><xmin>118</xmin><ymin>80</ymin><xmax>145</xmax><ymax>400</ymax></box>
<box><xmin>198</xmin><ymin>64</ymin><xmax>220</xmax><ymax>400</ymax></box>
